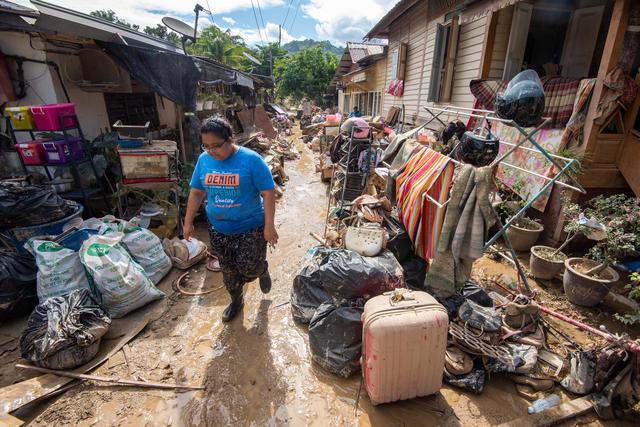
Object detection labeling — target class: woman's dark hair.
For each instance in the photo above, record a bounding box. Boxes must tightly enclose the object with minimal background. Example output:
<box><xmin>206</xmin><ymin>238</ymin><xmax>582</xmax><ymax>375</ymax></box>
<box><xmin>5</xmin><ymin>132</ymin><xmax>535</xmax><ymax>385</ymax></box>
<box><xmin>200</xmin><ymin>116</ymin><xmax>233</xmax><ymax>141</ymax></box>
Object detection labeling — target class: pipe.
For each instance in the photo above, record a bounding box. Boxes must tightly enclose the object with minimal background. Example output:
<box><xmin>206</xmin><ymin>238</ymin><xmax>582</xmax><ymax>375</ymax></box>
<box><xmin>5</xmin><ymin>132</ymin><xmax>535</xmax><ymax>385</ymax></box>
<box><xmin>7</xmin><ymin>55</ymin><xmax>71</xmax><ymax>103</ymax></box>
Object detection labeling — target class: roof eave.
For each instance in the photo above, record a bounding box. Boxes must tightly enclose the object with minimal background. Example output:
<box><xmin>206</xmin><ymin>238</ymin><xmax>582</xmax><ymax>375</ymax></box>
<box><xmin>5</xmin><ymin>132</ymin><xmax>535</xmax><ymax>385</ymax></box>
<box><xmin>30</xmin><ymin>0</ymin><xmax>183</xmax><ymax>53</ymax></box>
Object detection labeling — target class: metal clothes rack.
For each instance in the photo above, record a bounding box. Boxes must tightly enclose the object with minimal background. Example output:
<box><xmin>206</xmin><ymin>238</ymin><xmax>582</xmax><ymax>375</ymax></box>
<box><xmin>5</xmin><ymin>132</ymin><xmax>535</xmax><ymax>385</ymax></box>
<box><xmin>421</xmin><ymin>105</ymin><xmax>587</xmax><ymax>290</ymax></box>
<box><xmin>323</xmin><ymin>125</ymin><xmax>374</xmax><ymax>237</ymax></box>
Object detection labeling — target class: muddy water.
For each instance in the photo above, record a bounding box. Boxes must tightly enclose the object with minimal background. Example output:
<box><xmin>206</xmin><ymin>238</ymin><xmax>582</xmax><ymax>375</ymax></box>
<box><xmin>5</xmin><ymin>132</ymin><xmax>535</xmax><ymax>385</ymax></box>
<box><xmin>25</xmin><ymin>135</ymin><xmax>632</xmax><ymax>426</ymax></box>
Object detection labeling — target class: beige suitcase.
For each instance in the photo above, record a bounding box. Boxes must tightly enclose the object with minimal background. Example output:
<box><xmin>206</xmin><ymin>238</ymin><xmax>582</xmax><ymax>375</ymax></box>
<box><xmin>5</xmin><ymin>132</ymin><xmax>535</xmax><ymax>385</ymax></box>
<box><xmin>362</xmin><ymin>290</ymin><xmax>449</xmax><ymax>405</ymax></box>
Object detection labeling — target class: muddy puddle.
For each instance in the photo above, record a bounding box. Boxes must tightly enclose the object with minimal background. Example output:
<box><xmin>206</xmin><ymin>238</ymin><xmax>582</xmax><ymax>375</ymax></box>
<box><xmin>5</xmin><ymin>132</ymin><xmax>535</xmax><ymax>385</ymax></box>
<box><xmin>2</xmin><ymin>132</ymin><xmax>636</xmax><ymax>426</ymax></box>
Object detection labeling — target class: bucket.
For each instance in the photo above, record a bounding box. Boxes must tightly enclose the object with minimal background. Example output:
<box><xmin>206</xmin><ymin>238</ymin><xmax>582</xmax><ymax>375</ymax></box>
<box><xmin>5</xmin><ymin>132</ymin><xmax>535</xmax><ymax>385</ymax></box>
<box><xmin>7</xmin><ymin>202</ymin><xmax>84</xmax><ymax>253</ymax></box>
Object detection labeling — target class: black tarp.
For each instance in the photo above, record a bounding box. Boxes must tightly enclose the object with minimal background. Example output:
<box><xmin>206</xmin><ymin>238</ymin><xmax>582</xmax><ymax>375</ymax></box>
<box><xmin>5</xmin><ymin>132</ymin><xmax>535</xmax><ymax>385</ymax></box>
<box><xmin>99</xmin><ymin>42</ymin><xmax>200</xmax><ymax>109</ymax></box>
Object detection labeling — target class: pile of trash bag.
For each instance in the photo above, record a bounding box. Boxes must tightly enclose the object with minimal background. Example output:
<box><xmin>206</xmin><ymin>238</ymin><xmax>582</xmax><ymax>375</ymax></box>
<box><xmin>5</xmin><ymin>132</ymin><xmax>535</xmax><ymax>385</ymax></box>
<box><xmin>308</xmin><ymin>299</ymin><xmax>364</xmax><ymax>378</ymax></box>
<box><xmin>0</xmin><ymin>183</ymin><xmax>71</xmax><ymax>230</ymax></box>
<box><xmin>291</xmin><ymin>248</ymin><xmax>403</xmax><ymax>323</ymax></box>
<box><xmin>292</xmin><ymin>248</ymin><xmax>404</xmax><ymax>378</ymax></box>
<box><xmin>20</xmin><ymin>289</ymin><xmax>111</xmax><ymax>369</ymax></box>
<box><xmin>0</xmin><ymin>249</ymin><xmax>38</xmax><ymax>320</ymax></box>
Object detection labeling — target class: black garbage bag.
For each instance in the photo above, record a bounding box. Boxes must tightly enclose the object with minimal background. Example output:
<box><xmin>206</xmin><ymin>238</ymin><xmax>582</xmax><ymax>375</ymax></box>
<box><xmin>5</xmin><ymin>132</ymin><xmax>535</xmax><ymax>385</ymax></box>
<box><xmin>291</xmin><ymin>247</ymin><xmax>335</xmax><ymax>324</ymax></box>
<box><xmin>444</xmin><ymin>358</ymin><xmax>486</xmax><ymax>394</ymax></box>
<box><xmin>0</xmin><ymin>249</ymin><xmax>38</xmax><ymax>321</ymax></box>
<box><xmin>461</xmin><ymin>281</ymin><xmax>493</xmax><ymax>307</ymax></box>
<box><xmin>309</xmin><ymin>300</ymin><xmax>364</xmax><ymax>378</ymax></box>
<box><xmin>318</xmin><ymin>249</ymin><xmax>404</xmax><ymax>301</ymax></box>
<box><xmin>402</xmin><ymin>255</ymin><xmax>427</xmax><ymax>291</ymax></box>
<box><xmin>20</xmin><ymin>289</ymin><xmax>111</xmax><ymax>369</ymax></box>
<box><xmin>382</xmin><ymin>214</ymin><xmax>413</xmax><ymax>264</ymax></box>
<box><xmin>0</xmin><ymin>183</ymin><xmax>70</xmax><ymax>230</ymax></box>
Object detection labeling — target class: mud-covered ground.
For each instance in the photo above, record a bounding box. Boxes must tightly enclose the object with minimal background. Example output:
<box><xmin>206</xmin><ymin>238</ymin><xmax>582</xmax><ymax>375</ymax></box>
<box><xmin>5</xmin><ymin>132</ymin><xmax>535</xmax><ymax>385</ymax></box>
<box><xmin>0</xmin><ymin>132</ymin><xmax>637</xmax><ymax>426</ymax></box>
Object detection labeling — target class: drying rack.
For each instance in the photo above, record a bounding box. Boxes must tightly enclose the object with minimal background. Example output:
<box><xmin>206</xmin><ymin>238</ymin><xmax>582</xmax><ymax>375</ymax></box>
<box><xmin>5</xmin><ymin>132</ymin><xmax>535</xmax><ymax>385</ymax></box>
<box><xmin>421</xmin><ymin>105</ymin><xmax>587</xmax><ymax>290</ymax></box>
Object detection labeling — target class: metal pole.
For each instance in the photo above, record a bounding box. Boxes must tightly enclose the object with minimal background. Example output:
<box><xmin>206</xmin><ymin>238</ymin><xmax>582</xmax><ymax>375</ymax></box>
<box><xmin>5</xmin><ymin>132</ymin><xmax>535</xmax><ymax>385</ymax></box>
<box><xmin>484</xmin><ymin>158</ymin><xmax>577</xmax><ymax>249</ymax></box>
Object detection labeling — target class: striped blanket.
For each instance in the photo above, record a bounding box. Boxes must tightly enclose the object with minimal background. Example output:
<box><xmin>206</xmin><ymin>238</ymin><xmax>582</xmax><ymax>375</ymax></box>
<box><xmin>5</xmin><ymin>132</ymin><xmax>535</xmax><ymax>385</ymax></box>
<box><xmin>396</xmin><ymin>147</ymin><xmax>455</xmax><ymax>260</ymax></box>
<box><xmin>469</xmin><ymin>76</ymin><xmax>582</xmax><ymax>128</ymax></box>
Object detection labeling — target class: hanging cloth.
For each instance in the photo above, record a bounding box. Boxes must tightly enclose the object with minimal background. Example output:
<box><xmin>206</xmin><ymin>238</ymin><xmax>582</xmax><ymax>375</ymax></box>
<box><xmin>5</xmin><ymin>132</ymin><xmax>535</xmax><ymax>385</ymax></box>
<box><xmin>395</xmin><ymin>147</ymin><xmax>455</xmax><ymax>260</ymax></box>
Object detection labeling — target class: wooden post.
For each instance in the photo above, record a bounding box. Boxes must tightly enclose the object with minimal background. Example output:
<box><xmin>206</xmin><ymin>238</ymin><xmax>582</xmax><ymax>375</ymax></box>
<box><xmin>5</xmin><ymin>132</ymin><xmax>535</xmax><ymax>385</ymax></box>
<box><xmin>176</xmin><ymin>105</ymin><xmax>187</xmax><ymax>165</ymax></box>
<box><xmin>478</xmin><ymin>10</ymin><xmax>498</xmax><ymax>78</ymax></box>
<box><xmin>549</xmin><ymin>0</ymin><xmax>631</xmax><ymax>242</ymax></box>
<box><xmin>580</xmin><ymin>0</ymin><xmax>631</xmax><ymax>161</ymax></box>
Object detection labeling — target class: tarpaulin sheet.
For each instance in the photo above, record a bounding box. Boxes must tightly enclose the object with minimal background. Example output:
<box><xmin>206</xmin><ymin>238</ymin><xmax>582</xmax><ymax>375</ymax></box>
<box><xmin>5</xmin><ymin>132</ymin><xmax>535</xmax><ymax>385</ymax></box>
<box><xmin>99</xmin><ymin>42</ymin><xmax>199</xmax><ymax>109</ymax></box>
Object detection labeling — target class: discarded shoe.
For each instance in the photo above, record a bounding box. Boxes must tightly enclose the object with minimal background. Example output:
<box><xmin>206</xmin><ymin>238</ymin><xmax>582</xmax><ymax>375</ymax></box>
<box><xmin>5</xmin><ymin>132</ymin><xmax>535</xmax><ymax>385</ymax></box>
<box><xmin>561</xmin><ymin>350</ymin><xmax>596</xmax><ymax>395</ymax></box>
<box><xmin>504</xmin><ymin>297</ymin><xmax>540</xmax><ymax>329</ymax></box>
<box><xmin>206</xmin><ymin>256</ymin><xmax>222</xmax><ymax>272</ymax></box>
<box><xmin>502</xmin><ymin>323</ymin><xmax>546</xmax><ymax>348</ymax></box>
<box><xmin>445</xmin><ymin>346</ymin><xmax>474</xmax><ymax>375</ymax></box>
<box><xmin>508</xmin><ymin>374</ymin><xmax>554</xmax><ymax>392</ymax></box>
<box><xmin>259</xmin><ymin>271</ymin><xmax>272</xmax><ymax>294</ymax></box>
<box><xmin>222</xmin><ymin>291</ymin><xmax>244</xmax><ymax>322</ymax></box>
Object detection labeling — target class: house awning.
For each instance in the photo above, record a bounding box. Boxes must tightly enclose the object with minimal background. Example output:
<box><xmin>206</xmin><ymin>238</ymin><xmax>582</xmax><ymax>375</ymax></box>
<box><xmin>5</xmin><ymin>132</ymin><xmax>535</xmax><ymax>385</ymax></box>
<box><xmin>460</xmin><ymin>0</ymin><xmax>524</xmax><ymax>23</ymax></box>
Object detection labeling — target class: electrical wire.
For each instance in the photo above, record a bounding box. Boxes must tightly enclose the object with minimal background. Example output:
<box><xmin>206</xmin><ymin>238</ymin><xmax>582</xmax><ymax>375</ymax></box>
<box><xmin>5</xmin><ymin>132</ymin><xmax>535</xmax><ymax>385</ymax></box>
<box><xmin>255</xmin><ymin>0</ymin><xmax>269</xmax><ymax>43</ymax></box>
<box><xmin>281</xmin><ymin>0</ymin><xmax>295</xmax><ymax>29</ymax></box>
<box><xmin>204</xmin><ymin>0</ymin><xmax>215</xmax><ymax>26</ymax></box>
<box><xmin>250</xmin><ymin>0</ymin><xmax>265</xmax><ymax>45</ymax></box>
<box><xmin>289</xmin><ymin>0</ymin><xmax>302</xmax><ymax>33</ymax></box>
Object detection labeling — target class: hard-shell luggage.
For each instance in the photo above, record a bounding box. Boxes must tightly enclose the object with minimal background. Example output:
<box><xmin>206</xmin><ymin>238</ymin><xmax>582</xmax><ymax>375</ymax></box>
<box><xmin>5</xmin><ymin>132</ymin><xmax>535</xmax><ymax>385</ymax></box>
<box><xmin>362</xmin><ymin>290</ymin><xmax>449</xmax><ymax>405</ymax></box>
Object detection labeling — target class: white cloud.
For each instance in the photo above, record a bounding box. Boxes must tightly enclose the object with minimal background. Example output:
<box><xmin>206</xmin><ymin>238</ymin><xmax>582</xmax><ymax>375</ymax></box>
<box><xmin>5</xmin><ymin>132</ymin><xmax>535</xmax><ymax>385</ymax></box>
<box><xmin>227</xmin><ymin>22</ymin><xmax>302</xmax><ymax>46</ymax></box>
<box><xmin>221</xmin><ymin>16</ymin><xmax>236</xmax><ymax>26</ymax></box>
<box><xmin>302</xmin><ymin>0</ymin><xmax>389</xmax><ymax>45</ymax></box>
<box><xmin>46</xmin><ymin>0</ymin><xmax>285</xmax><ymax>29</ymax></box>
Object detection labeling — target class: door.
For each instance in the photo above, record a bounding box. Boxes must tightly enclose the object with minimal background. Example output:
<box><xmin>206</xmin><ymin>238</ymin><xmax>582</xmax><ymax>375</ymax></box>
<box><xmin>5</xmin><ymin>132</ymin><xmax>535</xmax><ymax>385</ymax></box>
<box><xmin>560</xmin><ymin>6</ymin><xmax>605</xmax><ymax>77</ymax></box>
<box><xmin>503</xmin><ymin>2</ymin><xmax>533</xmax><ymax>81</ymax></box>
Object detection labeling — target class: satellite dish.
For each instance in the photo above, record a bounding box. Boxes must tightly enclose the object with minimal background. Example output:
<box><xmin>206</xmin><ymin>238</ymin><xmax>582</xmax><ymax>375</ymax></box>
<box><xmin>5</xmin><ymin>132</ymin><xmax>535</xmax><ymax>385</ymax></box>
<box><xmin>243</xmin><ymin>52</ymin><xmax>262</xmax><ymax>66</ymax></box>
<box><xmin>162</xmin><ymin>17</ymin><xmax>196</xmax><ymax>40</ymax></box>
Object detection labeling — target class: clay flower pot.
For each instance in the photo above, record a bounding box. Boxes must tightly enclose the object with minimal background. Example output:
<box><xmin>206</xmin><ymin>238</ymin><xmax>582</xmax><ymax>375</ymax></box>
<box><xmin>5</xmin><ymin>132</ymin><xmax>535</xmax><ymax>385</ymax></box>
<box><xmin>506</xmin><ymin>219</ymin><xmax>544</xmax><ymax>252</ymax></box>
<box><xmin>563</xmin><ymin>258</ymin><xmax>620</xmax><ymax>307</ymax></box>
<box><xmin>530</xmin><ymin>245</ymin><xmax>566</xmax><ymax>280</ymax></box>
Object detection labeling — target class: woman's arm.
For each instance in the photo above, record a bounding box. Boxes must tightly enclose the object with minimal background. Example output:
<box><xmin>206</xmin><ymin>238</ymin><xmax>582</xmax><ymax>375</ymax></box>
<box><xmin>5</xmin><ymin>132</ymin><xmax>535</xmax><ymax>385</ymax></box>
<box><xmin>261</xmin><ymin>188</ymin><xmax>278</xmax><ymax>245</ymax></box>
<box><xmin>183</xmin><ymin>188</ymin><xmax>206</xmax><ymax>240</ymax></box>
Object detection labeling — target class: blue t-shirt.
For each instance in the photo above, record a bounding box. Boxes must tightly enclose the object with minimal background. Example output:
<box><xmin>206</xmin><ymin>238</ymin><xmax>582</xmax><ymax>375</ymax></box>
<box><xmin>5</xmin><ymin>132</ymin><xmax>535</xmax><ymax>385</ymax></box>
<box><xmin>190</xmin><ymin>147</ymin><xmax>275</xmax><ymax>235</ymax></box>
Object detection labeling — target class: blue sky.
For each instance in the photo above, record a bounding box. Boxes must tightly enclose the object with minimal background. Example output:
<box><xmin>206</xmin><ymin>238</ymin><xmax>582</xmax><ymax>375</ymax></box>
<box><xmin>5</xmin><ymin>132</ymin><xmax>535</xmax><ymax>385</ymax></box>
<box><xmin>32</xmin><ymin>0</ymin><xmax>393</xmax><ymax>46</ymax></box>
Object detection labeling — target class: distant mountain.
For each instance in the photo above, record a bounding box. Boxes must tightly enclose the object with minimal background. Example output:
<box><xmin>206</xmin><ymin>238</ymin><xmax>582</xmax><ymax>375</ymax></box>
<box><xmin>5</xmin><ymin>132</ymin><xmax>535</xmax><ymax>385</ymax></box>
<box><xmin>282</xmin><ymin>39</ymin><xmax>344</xmax><ymax>56</ymax></box>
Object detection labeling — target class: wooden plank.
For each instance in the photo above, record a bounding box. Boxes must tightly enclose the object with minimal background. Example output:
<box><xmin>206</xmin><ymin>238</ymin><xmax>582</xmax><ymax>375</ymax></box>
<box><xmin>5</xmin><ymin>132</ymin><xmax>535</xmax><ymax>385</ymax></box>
<box><xmin>479</xmin><ymin>10</ymin><xmax>498</xmax><ymax>78</ymax></box>
<box><xmin>582</xmin><ymin>0</ymin><xmax>631</xmax><ymax>165</ymax></box>
<box><xmin>498</xmin><ymin>396</ymin><xmax>594</xmax><ymax>427</ymax></box>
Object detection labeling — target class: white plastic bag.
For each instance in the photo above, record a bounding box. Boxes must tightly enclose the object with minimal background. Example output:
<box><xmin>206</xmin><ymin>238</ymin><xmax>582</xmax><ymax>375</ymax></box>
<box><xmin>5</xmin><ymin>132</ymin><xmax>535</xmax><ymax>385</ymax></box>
<box><xmin>31</xmin><ymin>240</ymin><xmax>91</xmax><ymax>302</ymax></box>
<box><xmin>80</xmin><ymin>233</ymin><xmax>164</xmax><ymax>318</ymax></box>
<box><xmin>116</xmin><ymin>220</ymin><xmax>172</xmax><ymax>284</ymax></box>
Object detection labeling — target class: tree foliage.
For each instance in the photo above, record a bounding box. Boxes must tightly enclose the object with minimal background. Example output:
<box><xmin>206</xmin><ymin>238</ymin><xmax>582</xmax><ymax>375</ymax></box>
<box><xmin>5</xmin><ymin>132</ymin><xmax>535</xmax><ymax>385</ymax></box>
<box><xmin>247</xmin><ymin>43</ymin><xmax>288</xmax><ymax>76</ymax></box>
<box><xmin>142</xmin><ymin>24</ymin><xmax>181</xmax><ymax>45</ymax></box>
<box><xmin>273</xmin><ymin>46</ymin><xmax>338</xmax><ymax>103</ymax></box>
<box><xmin>90</xmin><ymin>10</ymin><xmax>139</xmax><ymax>31</ymax></box>
<box><xmin>188</xmin><ymin>26</ymin><xmax>248</xmax><ymax>69</ymax></box>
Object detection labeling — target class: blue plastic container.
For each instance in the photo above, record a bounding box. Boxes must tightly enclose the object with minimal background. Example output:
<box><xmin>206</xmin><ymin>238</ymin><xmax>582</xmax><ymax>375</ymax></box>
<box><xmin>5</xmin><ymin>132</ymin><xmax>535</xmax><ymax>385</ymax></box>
<box><xmin>118</xmin><ymin>139</ymin><xmax>145</xmax><ymax>149</ymax></box>
<box><xmin>7</xmin><ymin>203</ymin><xmax>84</xmax><ymax>253</ymax></box>
<box><xmin>58</xmin><ymin>228</ymin><xmax>98</xmax><ymax>252</ymax></box>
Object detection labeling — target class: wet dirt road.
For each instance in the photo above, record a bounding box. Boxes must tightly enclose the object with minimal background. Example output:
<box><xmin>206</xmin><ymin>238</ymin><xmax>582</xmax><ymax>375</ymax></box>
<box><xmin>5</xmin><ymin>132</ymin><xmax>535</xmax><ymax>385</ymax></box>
<box><xmin>18</xmin><ymin>136</ymin><xmax>631</xmax><ymax>426</ymax></box>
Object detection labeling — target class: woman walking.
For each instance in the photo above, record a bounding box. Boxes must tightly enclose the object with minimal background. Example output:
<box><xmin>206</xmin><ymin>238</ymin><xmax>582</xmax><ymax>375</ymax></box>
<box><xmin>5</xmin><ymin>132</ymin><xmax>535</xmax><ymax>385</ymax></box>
<box><xmin>183</xmin><ymin>117</ymin><xmax>278</xmax><ymax>322</ymax></box>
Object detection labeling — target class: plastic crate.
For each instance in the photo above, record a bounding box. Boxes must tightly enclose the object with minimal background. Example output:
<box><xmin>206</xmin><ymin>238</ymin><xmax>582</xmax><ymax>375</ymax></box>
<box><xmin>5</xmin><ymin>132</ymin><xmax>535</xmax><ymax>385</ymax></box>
<box><xmin>43</xmin><ymin>138</ymin><xmax>84</xmax><ymax>165</ymax></box>
<box><xmin>16</xmin><ymin>139</ymin><xmax>49</xmax><ymax>165</ymax></box>
<box><xmin>30</xmin><ymin>103</ymin><xmax>77</xmax><ymax>131</ymax></box>
<box><xmin>7</xmin><ymin>106</ymin><xmax>35</xmax><ymax>130</ymax></box>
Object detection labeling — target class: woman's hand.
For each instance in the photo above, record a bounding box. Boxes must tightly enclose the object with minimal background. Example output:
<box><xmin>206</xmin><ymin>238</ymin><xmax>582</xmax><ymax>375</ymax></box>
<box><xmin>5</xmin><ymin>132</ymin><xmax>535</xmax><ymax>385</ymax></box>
<box><xmin>183</xmin><ymin>222</ymin><xmax>194</xmax><ymax>241</ymax></box>
<box><xmin>264</xmin><ymin>225</ymin><xmax>279</xmax><ymax>245</ymax></box>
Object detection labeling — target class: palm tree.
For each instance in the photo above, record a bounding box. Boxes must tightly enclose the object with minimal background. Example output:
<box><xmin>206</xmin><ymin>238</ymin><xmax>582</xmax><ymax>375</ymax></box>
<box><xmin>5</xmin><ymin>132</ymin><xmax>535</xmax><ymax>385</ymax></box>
<box><xmin>188</xmin><ymin>26</ymin><xmax>247</xmax><ymax>69</ymax></box>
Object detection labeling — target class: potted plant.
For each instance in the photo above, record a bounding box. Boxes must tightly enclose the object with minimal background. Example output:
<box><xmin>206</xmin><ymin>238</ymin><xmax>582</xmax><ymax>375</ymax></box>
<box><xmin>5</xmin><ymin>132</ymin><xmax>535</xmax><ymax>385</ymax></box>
<box><xmin>506</xmin><ymin>216</ymin><xmax>544</xmax><ymax>252</ymax></box>
<box><xmin>562</xmin><ymin>195</ymin><xmax>640</xmax><ymax>307</ymax></box>
<box><xmin>614</xmin><ymin>272</ymin><xmax>640</xmax><ymax>325</ymax></box>
<box><xmin>530</xmin><ymin>245</ymin><xmax>567</xmax><ymax>280</ymax></box>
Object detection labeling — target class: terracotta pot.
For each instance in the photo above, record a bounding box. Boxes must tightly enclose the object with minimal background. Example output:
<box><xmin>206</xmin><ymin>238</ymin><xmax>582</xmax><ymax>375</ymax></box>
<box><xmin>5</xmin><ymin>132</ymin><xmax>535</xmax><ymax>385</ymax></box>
<box><xmin>505</xmin><ymin>219</ymin><xmax>544</xmax><ymax>251</ymax></box>
<box><xmin>563</xmin><ymin>258</ymin><xmax>619</xmax><ymax>307</ymax></box>
<box><xmin>530</xmin><ymin>245</ymin><xmax>566</xmax><ymax>280</ymax></box>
